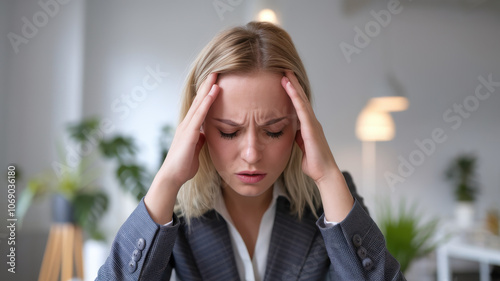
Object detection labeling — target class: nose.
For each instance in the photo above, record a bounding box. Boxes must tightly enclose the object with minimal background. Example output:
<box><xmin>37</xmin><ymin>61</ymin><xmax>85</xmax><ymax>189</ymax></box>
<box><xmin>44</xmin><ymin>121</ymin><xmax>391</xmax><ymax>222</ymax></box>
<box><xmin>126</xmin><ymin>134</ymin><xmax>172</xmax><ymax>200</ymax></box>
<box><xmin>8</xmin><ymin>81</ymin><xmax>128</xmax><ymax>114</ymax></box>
<box><xmin>240</xmin><ymin>130</ymin><xmax>262</xmax><ymax>164</ymax></box>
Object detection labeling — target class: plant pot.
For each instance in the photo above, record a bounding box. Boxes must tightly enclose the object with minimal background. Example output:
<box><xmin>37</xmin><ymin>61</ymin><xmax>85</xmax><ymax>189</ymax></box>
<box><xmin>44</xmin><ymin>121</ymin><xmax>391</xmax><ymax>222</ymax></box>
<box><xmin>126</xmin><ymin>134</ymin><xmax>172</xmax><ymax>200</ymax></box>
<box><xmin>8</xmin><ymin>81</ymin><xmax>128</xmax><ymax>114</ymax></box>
<box><xmin>455</xmin><ymin>201</ymin><xmax>475</xmax><ymax>228</ymax></box>
<box><xmin>52</xmin><ymin>194</ymin><xmax>75</xmax><ymax>223</ymax></box>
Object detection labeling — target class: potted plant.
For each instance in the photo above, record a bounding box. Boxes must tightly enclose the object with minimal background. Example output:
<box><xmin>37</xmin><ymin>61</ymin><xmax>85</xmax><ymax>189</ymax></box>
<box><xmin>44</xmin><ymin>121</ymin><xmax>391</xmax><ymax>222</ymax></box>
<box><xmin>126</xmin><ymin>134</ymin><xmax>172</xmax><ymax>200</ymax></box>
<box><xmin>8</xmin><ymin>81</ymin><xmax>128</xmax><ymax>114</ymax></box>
<box><xmin>378</xmin><ymin>199</ymin><xmax>443</xmax><ymax>275</ymax></box>
<box><xmin>19</xmin><ymin>117</ymin><xmax>160</xmax><ymax>230</ymax></box>
<box><xmin>19</xmin><ymin>117</ymin><xmax>175</xmax><ymax>280</ymax></box>
<box><xmin>445</xmin><ymin>153</ymin><xmax>479</xmax><ymax>228</ymax></box>
<box><xmin>18</xmin><ymin>118</ymin><xmax>111</xmax><ymax>240</ymax></box>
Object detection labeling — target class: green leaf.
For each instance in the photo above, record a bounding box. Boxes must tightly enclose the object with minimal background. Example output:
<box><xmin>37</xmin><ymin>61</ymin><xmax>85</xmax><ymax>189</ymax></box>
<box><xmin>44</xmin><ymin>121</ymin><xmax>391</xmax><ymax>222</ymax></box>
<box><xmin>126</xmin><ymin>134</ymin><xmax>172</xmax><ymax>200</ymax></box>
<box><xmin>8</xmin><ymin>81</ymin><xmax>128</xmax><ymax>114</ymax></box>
<box><xmin>445</xmin><ymin>153</ymin><xmax>479</xmax><ymax>202</ymax></box>
<box><xmin>67</xmin><ymin>117</ymin><xmax>101</xmax><ymax>143</ymax></box>
<box><xmin>17</xmin><ymin>187</ymin><xmax>36</xmax><ymax>227</ymax></box>
<box><xmin>99</xmin><ymin>136</ymin><xmax>137</xmax><ymax>161</ymax></box>
<box><xmin>378</xmin><ymin>199</ymin><xmax>446</xmax><ymax>273</ymax></box>
<box><xmin>73</xmin><ymin>191</ymin><xmax>109</xmax><ymax>241</ymax></box>
<box><xmin>115</xmin><ymin>164</ymin><xmax>150</xmax><ymax>201</ymax></box>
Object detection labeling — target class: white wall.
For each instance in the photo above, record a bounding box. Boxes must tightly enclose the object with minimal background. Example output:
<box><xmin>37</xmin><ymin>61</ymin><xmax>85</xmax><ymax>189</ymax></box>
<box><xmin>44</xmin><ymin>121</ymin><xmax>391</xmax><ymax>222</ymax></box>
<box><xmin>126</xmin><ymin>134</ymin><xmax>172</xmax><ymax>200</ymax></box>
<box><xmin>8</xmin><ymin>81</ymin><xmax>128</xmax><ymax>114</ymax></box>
<box><xmin>0</xmin><ymin>1</ymin><xmax>10</xmax><ymax>173</ymax></box>
<box><xmin>2</xmin><ymin>0</ymin><xmax>500</xmax><ymax>278</ymax></box>
<box><xmin>1</xmin><ymin>0</ymin><xmax>86</xmax><ymax>279</ymax></box>
<box><xmin>4</xmin><ymin>0</ymin><xmax>85</xmax><ymax>231</ymax></box>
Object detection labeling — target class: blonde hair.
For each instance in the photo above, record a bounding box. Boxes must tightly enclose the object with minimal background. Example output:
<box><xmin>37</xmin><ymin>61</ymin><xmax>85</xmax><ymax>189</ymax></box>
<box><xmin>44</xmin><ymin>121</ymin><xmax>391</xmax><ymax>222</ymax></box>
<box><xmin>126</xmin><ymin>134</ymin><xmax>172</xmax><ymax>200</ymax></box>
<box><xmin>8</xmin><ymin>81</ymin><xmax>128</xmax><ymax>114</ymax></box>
<box><xmin>175</xmin><ymin>21</ymin><xmax>321</xmax><ymax>221</ymax></box>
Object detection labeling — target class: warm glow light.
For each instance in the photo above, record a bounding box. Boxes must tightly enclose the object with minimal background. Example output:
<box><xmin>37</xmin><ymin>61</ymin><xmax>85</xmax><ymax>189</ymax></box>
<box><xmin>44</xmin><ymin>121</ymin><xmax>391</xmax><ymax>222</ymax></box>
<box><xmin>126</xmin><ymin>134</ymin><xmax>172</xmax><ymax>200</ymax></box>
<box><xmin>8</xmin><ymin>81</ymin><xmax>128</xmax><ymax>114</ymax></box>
<box><xmin>368</xmin><ymin>96</ymin><xmax>409</xmax><ymax>112</ymax></box>
<box><xmin>257</xmin><ymin>9</ymin><xmax>278</xmax><ymax>24</ymax></box>
<box><xmin>356</xmin><ymin>107</ymin><xmax>395</xmax><ymax>141</ymax></box>
<box><xmin>370</xmin><ymin>74</ymin><xmax>409</xmax><ymax>112</ymax></box>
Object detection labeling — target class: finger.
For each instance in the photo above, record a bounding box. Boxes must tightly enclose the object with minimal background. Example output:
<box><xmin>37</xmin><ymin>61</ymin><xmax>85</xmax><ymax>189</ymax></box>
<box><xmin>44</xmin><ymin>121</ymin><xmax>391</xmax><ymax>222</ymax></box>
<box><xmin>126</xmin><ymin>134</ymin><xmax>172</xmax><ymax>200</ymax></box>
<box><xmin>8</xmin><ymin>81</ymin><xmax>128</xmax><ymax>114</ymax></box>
<box><xmin>189</xmin><ymin>84</ymin><xmax>220</xmax><ymax>131</ymax></box>
<box><xmin>196</xmin><ymin>73</ymin><xmax>218</xmax><ymax>104</ymax></box>
<box><xmin>194</xmin><ymin>133</ymin><xmax>206</xmax><ymax>155</ymax></box>
<box><xmin>284</xmin><ymin>70</ymin><xmax>309</xmax><ymax>103</ymax></box>
<box><xmin>281</xmin><ymin>75</ymin><xmax>313</xmax><ymax>127</ymax></box>
<box><xmin>184</xmin><ymin>73</ymin><xmax>218</xmax><ymax>124</ymax></box>
<box><xmin>295</xmin><ymin>130</ymin><xmax>305</xmax><ymax>152</ymax></box>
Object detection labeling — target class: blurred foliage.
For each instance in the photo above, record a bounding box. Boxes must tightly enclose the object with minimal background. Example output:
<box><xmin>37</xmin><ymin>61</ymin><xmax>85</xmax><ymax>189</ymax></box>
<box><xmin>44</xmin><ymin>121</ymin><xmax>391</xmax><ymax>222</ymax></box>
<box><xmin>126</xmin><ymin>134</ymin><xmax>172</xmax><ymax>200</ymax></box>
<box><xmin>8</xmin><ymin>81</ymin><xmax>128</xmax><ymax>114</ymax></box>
<box><xmin>159</xmin><ymin>125</ymin><xmax>175</xmax><ymax>168</ymax></box>
<box><xmin>19</xmin><ymin>141</ymin><xmax>108</xmax><ymax>240</ymax></box>
<box><xmin>378</xmin><ymin>200</ymin><xmax>445</xmax><ymax>273</ymax></box>
<box><xmin>19</xmin><ymin>117</ymin><xmax>174</xmax><ymax>240</ymax></box>
<box><xmin>445</xmin><ymin>153</ymin><xmax>479</xmax><ymax>202</ymax></box>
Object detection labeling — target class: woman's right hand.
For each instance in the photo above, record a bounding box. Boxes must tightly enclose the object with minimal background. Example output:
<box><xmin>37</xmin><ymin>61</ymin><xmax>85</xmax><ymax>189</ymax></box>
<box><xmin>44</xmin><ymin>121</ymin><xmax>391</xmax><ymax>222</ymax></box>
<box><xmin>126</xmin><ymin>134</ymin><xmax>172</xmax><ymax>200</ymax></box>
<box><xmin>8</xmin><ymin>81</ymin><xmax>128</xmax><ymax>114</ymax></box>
<box><xmin>158</xmin><ymin>73</ymin><xmax>220</xmax><ymax>187</ymax></box>
<box><xmin>145</xmin><ymin>73</ymin><xmax>220</xmax><ymax>224</ymax></box>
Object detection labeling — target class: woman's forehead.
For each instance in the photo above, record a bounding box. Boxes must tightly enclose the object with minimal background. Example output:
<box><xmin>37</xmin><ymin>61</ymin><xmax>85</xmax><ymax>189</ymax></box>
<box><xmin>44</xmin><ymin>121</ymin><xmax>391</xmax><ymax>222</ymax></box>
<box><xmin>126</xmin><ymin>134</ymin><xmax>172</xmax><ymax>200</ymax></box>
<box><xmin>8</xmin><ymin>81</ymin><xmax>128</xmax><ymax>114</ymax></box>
<box><xmin>208</xmin><ymin>71</ymin><xmax>295</xmax><ymax>120</ymax></box>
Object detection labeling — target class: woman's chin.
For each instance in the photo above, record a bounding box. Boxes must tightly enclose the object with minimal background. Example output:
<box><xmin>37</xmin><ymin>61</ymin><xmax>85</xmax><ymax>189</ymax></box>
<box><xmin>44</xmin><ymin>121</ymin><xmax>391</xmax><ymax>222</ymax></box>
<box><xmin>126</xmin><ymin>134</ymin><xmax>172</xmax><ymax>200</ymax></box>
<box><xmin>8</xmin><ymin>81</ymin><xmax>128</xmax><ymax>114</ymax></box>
<box><xmin>223</xmin><ymin>182</ymin><xmax>273</xmax><ymax>198</ymax></box>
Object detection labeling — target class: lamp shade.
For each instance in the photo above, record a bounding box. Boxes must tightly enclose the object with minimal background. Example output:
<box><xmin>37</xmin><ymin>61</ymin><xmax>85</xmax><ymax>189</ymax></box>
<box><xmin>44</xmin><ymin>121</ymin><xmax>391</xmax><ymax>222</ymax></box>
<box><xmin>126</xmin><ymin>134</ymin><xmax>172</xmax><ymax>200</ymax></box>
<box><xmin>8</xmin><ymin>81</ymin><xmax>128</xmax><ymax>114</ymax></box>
<box><xmin>356</xmin><ymin>107</ymin><xmax>395</xmax><ymax>141</ymax></box>
<box><xmin>256</xmin><ymin>9</ymin><xmax>278</xmax><ymax>24</ymax></box>
<box><xmin>370</xmin><ymin>73</ymin><xmax>409</xmax><ymax>112</ymax></box>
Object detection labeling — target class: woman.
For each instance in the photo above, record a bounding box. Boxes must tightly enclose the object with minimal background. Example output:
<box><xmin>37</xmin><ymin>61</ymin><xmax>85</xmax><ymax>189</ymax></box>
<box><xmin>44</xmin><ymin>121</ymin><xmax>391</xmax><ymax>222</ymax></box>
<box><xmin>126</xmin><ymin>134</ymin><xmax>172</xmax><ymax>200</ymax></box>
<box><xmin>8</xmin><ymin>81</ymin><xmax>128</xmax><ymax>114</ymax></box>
<box><xmin>97</xmin><ymin>22</ymin><xmax>405</xmax><ymax>280</ymax></box>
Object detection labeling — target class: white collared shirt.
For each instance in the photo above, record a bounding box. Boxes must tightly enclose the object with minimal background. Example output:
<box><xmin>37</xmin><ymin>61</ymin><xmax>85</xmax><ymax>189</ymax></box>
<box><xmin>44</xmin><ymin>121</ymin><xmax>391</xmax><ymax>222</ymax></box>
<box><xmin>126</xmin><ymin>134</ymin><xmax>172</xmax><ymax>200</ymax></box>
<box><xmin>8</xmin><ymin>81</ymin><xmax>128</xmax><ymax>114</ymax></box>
<box><xmin>165</xmin><ymin>183</ymin><xmax>337</xmax><ymax>281</ymax></box>
<box><xmin>213</xmin><ymin>183</ymin><xmax>285</xmax><ymax>281</ymax></box>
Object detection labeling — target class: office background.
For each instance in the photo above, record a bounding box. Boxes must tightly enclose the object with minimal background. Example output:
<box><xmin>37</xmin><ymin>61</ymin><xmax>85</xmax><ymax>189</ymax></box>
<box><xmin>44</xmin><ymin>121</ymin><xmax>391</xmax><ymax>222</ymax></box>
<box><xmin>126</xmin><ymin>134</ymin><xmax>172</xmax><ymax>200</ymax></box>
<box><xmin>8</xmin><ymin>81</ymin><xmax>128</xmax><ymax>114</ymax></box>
<box><xmin>1</xmin><ymin>0</ymin><xmax>499</xmax><ymax>280</ymax></box>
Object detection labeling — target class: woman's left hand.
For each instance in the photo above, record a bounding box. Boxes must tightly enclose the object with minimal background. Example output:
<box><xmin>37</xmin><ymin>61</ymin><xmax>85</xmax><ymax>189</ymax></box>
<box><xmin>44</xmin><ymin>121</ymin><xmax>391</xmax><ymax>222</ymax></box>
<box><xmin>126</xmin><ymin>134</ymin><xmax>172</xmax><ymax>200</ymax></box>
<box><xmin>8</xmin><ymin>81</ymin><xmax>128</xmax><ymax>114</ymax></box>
<box><xmin>281</xmin><ymin>70</ymin><xmax>354</xmax><ymax>222</ymax></box>
<box><xmin>281</xmin><ymin>71</ymin><xmax>339</xmax><ymax>185</ymax></box>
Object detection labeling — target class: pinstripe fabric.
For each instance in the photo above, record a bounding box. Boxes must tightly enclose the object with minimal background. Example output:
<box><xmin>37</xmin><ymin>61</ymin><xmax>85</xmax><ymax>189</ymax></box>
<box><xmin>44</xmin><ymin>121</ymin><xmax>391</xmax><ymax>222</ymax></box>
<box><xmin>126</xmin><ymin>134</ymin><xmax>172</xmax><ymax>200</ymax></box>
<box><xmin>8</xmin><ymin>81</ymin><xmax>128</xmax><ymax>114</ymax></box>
<box><xmin>96</xmin><ymin>172</ymin><xmax>406</xmax><ymax>281</ymax></box>
<box><xmin>265</xmin><ymin>197</ymin><xmax>330</xmax><ymax>280</ymax></box>
<box><xmin>174</xmin><ymin>211</ymin><xmax>239</xmax><ymax>280</ymax></box>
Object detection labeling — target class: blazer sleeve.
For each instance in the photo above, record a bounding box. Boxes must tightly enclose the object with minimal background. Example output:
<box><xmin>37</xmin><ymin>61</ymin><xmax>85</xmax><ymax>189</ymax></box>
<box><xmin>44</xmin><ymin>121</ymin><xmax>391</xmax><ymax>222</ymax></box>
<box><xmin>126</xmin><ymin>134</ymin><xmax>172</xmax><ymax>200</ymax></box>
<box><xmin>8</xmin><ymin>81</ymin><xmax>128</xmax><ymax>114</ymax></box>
<box><xmin>95</xmin><ymin>199</ymin><xmax>179</xmax><ymax>281</ymax></box>
<box><xmin>317</xmin><ymin>200</ymin><xmax>406</xmax><ymax>281</ymax></box>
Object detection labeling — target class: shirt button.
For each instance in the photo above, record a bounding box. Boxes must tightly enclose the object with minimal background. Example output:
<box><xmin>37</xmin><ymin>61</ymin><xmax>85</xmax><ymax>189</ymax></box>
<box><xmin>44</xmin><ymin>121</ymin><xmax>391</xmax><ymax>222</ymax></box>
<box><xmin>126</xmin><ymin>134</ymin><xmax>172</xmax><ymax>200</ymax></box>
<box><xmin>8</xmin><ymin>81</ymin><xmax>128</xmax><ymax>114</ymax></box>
<box><xmin>362</xmin><ymin>258</ymin><xmax>373</xmax><ymax>270</ymax></box>
<box><xmin>352</xmin><ymin>234</ymin><xmax>362</xmax><ymax>247</ymax></box>
<box><xmin>132</xmin><ymin>249</ymin><xmax>142</xmax><ymax>262</ymax></box>
<box><xmin>136</xmin><ymin>238</ymin><xmax>146</xmax><ymax>250</ymax></box>
<box><xmin>357</xmin><ymin>246</ymin><xmax>367</xmax><ymax>259</ymax></box>
<box><xmin>128</xmin><ymin>260</ymin><xmax>137</xmax><ymax>273</ymax></box>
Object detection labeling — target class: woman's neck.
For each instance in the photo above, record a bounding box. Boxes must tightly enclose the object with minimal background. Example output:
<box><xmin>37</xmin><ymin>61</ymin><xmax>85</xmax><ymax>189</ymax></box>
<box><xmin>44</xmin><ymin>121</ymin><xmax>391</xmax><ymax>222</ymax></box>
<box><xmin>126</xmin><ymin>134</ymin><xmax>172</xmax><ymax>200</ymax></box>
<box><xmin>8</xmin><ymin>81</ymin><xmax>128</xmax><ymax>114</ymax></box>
<box><xmin>221</xmin><ymin>184</ymin><xmax>274</xmax><ymax>218</ymax></box>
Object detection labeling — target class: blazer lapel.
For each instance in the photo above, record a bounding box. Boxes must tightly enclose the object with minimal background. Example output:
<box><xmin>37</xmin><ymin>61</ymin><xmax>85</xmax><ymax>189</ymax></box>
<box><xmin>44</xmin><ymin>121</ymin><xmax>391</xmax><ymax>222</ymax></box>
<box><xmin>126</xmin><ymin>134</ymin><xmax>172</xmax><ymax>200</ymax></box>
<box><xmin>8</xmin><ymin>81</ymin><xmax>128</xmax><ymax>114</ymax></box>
<box><xmin>264</xmin><ymin>197</ymin><xmax>321</xmax><ymax>281</ymax></box>
<box><xmin>185</xmin><ymin>210</ymin><xmax>240</xmax><ymax>281</ymax></box>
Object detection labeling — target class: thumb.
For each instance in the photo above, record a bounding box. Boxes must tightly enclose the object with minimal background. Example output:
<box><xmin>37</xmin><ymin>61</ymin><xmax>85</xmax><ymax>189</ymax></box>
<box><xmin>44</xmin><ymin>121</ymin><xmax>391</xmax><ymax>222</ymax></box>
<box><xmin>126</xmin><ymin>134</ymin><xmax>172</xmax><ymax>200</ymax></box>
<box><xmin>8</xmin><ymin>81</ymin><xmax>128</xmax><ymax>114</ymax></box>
<box><xmin>295</xmin><ymin>130</ymin><xmax>305</xmax><ymax>152</ymax></box>
<box><xmin>194</xmin><ymin>133</ymin><xmax>206</xmax><ymax>155</ymax></box>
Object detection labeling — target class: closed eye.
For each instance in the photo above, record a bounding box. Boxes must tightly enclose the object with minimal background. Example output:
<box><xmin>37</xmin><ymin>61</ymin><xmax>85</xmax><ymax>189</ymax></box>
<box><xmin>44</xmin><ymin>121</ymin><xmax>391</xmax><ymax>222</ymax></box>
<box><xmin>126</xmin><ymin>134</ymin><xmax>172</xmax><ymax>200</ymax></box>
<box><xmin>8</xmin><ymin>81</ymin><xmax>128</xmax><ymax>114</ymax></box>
<box><xmin>219</xmin><ymin>130</ymin><xmax>284</xmax><ymax>140</ymax></box>
<box><xmin>219</xmin><ymin>130</ymin><xmax>238</xmax><ymax>140</ymax></box>
<box><xmin>266</xmin><ymin>131</ymin><xmax>284</xmax><ymax>139</ymax></box>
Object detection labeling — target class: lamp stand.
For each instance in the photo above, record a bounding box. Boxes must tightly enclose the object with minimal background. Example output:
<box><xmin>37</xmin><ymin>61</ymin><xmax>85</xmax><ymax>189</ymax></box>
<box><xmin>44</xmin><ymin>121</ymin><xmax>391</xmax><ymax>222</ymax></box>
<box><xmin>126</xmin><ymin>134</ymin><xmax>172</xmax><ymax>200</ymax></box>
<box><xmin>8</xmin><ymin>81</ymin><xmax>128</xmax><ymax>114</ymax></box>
<box><xmin>362</xmin><ymin>141</ymin><xmax>376</xmax><ymax>211</ymax></box>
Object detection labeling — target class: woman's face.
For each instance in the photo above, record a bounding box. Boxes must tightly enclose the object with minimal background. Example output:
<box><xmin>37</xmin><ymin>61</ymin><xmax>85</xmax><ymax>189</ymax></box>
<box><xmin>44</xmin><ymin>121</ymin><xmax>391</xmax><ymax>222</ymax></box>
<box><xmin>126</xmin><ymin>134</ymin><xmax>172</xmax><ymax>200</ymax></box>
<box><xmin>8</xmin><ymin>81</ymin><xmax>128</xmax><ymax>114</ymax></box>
<box><xmin>204</xmin><ymin>71</ymin><xmax>298</xmax><ymax>198</ymax></box>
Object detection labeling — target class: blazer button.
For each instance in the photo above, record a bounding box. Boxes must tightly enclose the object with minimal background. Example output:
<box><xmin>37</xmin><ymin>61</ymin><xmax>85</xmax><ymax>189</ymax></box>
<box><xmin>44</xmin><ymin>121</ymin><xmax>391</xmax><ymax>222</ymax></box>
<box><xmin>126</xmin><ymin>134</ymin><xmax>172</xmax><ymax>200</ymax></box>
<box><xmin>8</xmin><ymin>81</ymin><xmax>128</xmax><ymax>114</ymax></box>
<box><xmin>132</xmin><ymin>248</ymin><xmax>142</xmax><ymax>262</ymax></box>
<box><xmin>128</xmin><ymin>260</ymin><xmax>137</xmax><ymax>273</ymax></box>
<box><xmin>352</xmin><ymin>234</ymin><xmax>362</xmax><ymax>247</ymax></box>
<box><xmin>362</xmin><ymin>258</ymin><xmax>373</xmax><ymax>270</ymax></box>
<box><xmin>136</xmin><ymin>238</ymin><xmax>146</xmax><ymax>250</ymax></box>
<box><xmin>357</xmin><ymin>246</ymin><xmax>367</xmax><ymax>259</ymax></box>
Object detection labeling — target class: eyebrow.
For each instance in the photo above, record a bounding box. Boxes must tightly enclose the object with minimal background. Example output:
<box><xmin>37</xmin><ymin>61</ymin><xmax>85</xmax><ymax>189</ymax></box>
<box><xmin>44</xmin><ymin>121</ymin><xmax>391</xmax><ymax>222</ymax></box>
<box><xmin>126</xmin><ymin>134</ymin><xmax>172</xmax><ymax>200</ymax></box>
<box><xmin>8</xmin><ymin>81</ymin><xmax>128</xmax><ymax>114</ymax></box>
<box><xmin>213</xmin><ymin>116</ymin><xmax>288</xmax><ymax>127</ymax></box>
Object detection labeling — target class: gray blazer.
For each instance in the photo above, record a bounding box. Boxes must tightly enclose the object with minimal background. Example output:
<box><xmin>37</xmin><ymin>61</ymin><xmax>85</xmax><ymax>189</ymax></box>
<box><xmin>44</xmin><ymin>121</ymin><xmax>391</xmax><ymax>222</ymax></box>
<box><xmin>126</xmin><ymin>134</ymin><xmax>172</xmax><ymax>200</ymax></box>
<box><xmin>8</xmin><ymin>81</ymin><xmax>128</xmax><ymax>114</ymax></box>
<box><xmin>96</xmin><ymin>173</ymin><xmax>405</xmax><ymax>280</ymax></box>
